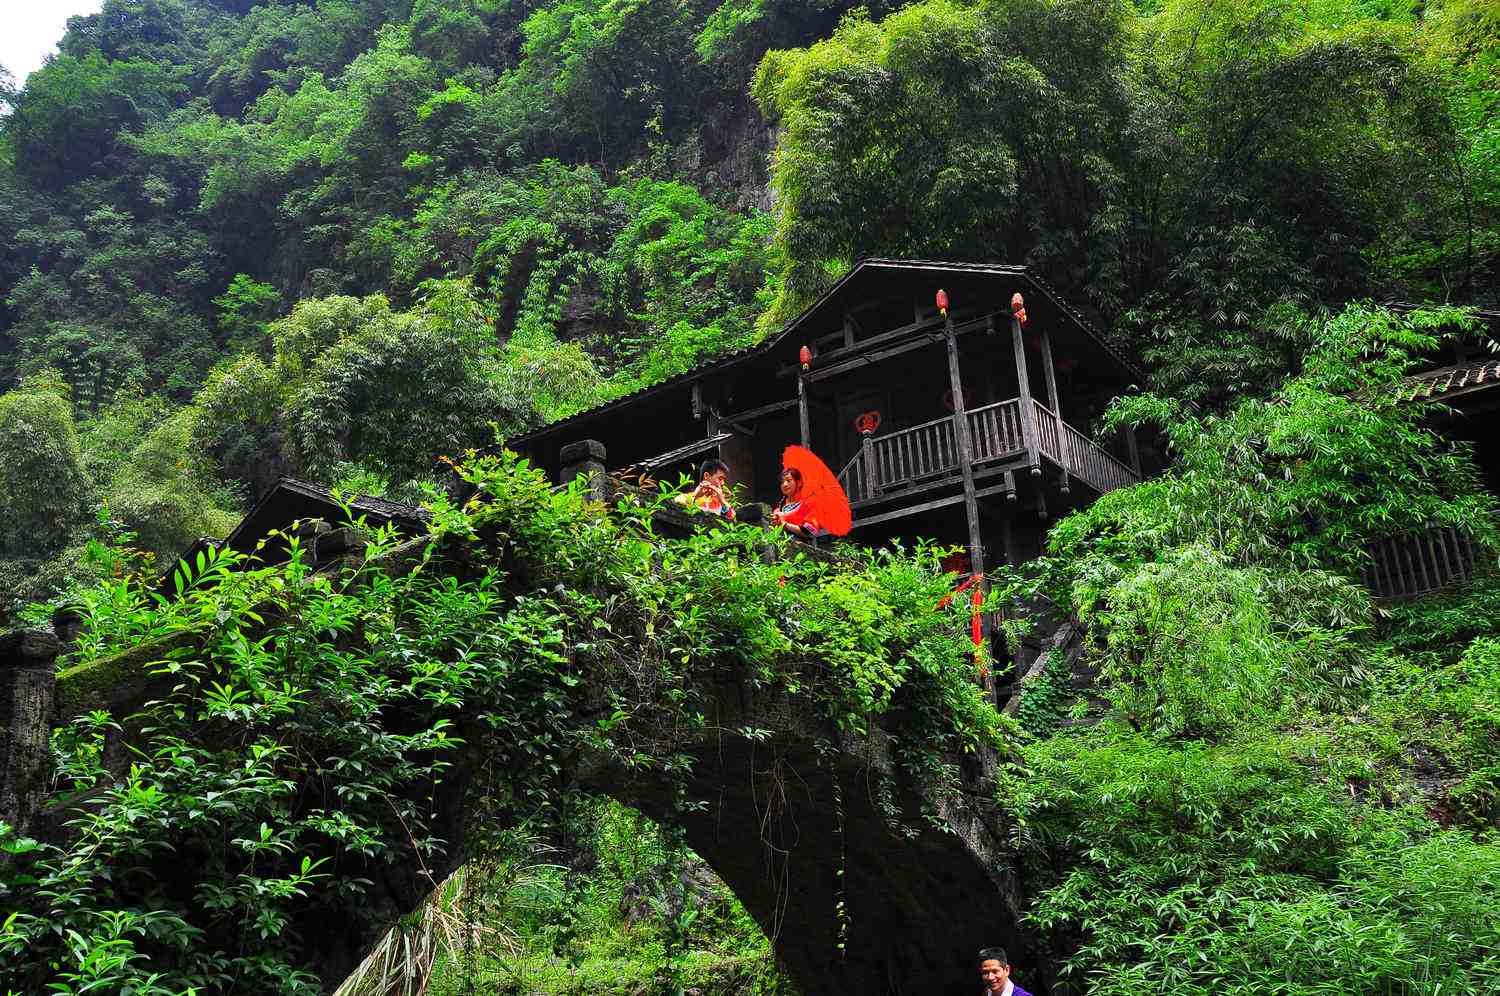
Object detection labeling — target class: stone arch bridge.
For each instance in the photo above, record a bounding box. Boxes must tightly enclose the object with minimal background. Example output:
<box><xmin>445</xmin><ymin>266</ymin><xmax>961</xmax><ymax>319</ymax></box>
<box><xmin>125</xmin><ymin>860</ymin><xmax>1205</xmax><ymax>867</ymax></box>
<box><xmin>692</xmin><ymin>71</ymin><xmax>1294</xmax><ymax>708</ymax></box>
<box><xmin>1</xmin><ymin>481</ymin><xmax>1060</xmax><ymax>996</ymax></box>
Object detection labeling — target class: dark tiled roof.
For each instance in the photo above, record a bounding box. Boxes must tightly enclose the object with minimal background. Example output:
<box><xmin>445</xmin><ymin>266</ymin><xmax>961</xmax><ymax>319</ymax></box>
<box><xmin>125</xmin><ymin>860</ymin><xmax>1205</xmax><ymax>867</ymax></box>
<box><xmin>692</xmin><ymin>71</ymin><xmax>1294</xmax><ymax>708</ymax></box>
<box><xmin>1397</xmin><ymin>359</ymin><xmax>1500</xmax><ymax>403</ymax></box>
<box><xmin>220</xmin><ymin>477</ymin><xmax>429</xmax><ymax>553</ymax></box>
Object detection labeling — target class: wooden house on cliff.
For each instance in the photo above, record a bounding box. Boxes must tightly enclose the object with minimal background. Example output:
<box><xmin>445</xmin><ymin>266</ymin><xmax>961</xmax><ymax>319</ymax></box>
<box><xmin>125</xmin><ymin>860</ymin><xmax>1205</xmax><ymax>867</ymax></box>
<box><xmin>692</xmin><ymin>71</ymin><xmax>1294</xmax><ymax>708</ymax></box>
<box><xmin>509</xmin><ymin>259</ymin><xmax>1146</xmax><ymax>578</ymax></box>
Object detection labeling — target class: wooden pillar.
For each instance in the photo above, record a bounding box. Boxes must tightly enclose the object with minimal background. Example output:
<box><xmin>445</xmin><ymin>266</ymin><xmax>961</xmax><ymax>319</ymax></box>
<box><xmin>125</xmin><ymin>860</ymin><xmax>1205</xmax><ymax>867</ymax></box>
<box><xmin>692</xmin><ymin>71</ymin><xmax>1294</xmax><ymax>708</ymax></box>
<box><xmin>861</xmin><ymin>432</ymin><xmax>879</xmax><ymax>497</ymax></box>
<box><xmin>797</xmin><ymin>374</ymin><xmax>811</xmax><ymax>449</ymax></box>
<box><xmin>1010</xmin><ymin>313</ymin><xmax>1041</xmax><ymax>476</ymax></box>
<box><xmin>1038</xmin><ymin>326</ymin><xmax>1061</xmax><ymax>412</ymax></box>
<box><xmin>1124</xmin><ymin>424</ymin><xmax>1142</xmax><ymax>477</ymax></box>
<box><xmin>946</xmin><ymin>322</ymin><xmax>985</xmax><ymax>577</ymax></box>
<box><xmin>1037</xmin><ymin>325</ymin><xmax>1069</xmax><ymax>493</ymax></box>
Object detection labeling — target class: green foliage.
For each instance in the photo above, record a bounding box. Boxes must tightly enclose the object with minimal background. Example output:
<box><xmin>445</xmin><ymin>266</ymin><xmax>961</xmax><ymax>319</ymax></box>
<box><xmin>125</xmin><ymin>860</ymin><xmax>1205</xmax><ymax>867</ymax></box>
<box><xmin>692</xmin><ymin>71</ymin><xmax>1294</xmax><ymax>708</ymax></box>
<box><xmin>284</xmin><ymin>286</ymin><xmax>528</xmax><ymax>481</ymax></box>
<box><xmin>1</xmin><ymin>1</ymin><xmax>1500</xmax><ymax>988</ymax></box>
<box><xmin>2</xmin><ymin>52</ymin><xmax>190</xmax><ymax>190</ymax></box>
<box><xmin>1054</xmin><ymin>305</ymin><xmax>1495</xmax><ymax>576</ymax></box>
<box><xmin>428</xmin><ymin>800</ymin><xmax>784</xmax><ymax>995</ymax></box>
<box><xmin>1011</xmin><ymin>732</ymin><xmax>1500</xmax><ymax>994</ymax></box>
<box><xmin>102</xmin><ymin>409</ymin><xmax>241</xmax><ymax>559</ymax></box>
<box><xmin>1015</xmin><ymin>305</ymin><xmax>1497</xmax><ymax>736</ymax></box>
<box><xmin>1013</xmin><ymin>646</ymin><xmax>1074</xmax><ymax>738</ymax></box>
<box><xmin>602</xmin><ymin>178</ymin><xmax>775</xmax><ymax>388</ymax></box>
<box><xmin>994</xmin><ymin>299</ymin><xmax>1500</xmax><ymax>986</ymax></box>
<box><xmin>0</xmin><ymin>373</ymin><xmax>91</xmax><ymax>557</ymax></box>
<box><xmin>213</xmin><ymin>272</ymin><xmax>281</xmax><ymax>352</ymax></box>
<box><xmin>753</xmin><ymin>0</ymin><xmax>1136</xmax><ymax>316</ymax></box>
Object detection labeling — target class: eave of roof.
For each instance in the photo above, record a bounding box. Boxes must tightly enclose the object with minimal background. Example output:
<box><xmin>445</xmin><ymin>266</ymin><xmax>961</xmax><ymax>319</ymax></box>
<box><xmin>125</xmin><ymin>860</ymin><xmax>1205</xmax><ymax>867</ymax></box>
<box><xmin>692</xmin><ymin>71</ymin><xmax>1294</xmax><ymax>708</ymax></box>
<box><xmin>506</xmin><ymin>260</ymin><xmax>1142</xmax><ymax>449</ymax></box>
<box><xmin>1396</xmin><ymin>359</ymin><xmax>1500</xmax><ymax>404</ymax></box>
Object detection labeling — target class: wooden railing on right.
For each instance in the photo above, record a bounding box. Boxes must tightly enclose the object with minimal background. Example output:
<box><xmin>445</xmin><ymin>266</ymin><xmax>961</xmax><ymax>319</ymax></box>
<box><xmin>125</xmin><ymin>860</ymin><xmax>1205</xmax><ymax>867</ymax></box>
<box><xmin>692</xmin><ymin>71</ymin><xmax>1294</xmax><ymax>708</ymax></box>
<box><xmin>1032</xmin><ymin>402</ymin><xmax>1138</xmax><ymax>496</ymax></box>
<box><xmin>1363</xmin><ymin>525</ymin><xmax>1479</xmax><ymax>600</ymax></box>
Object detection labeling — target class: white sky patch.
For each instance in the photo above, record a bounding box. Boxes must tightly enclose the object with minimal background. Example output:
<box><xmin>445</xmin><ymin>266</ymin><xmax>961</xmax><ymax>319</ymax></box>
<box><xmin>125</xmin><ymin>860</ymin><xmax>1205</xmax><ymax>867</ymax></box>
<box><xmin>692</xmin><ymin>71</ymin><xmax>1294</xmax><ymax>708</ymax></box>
<box><xmin>1</xmin><ymin>1</ymin><xmax>105</xmax><ymax>88</ymax></box>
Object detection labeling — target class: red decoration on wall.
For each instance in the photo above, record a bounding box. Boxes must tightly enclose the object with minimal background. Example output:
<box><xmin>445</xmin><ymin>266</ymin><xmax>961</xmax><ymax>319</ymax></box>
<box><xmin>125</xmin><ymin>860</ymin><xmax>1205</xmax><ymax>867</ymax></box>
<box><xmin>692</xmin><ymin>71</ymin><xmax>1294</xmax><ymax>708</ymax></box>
<box><xmin>854</xmin><ymin>411</ymin><xmax>882</xmax><ymax>435</ymax></box>
<box><xmin>799</xmin><ymin>345</ymin><xmax>812</xmax><ymax>372</ymax></box>
<box><xmin>936</xmin><ymin>288</ymin><xmax>949</xmax><ymax>318</ymax></box>
<box><xmin>1011</xmin><ymin>291</ymin><xmax>1028</xmax><ymax>328</ymax></box>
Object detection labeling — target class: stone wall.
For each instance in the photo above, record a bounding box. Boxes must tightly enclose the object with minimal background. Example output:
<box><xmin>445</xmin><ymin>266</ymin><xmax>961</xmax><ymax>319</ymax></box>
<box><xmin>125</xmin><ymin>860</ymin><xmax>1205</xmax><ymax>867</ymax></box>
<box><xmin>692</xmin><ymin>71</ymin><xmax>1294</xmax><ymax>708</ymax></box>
<box><xmin>0</xmin><ymin>630</ymin><xmax>58</xmax><ymax>832</ymax></box>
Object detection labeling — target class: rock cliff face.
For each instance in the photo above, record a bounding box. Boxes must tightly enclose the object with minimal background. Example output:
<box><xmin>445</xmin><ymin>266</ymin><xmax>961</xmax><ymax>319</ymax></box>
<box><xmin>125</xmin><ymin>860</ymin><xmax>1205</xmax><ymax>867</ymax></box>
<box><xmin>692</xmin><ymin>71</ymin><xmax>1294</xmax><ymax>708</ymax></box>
<box><xmin>692</xmin><ymin>95</ymin><xmax>777</xmax><ymax>214</ymax></box>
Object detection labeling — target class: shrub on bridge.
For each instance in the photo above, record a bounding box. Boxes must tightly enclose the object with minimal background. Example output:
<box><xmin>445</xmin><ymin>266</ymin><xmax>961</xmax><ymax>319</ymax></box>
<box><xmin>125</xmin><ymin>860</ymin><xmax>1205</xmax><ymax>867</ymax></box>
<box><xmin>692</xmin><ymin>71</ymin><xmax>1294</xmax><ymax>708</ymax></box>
<box><xmin>2</xmin><ymin>449</ymin><xmax>1005</xmax><ymax>994</ymax></box>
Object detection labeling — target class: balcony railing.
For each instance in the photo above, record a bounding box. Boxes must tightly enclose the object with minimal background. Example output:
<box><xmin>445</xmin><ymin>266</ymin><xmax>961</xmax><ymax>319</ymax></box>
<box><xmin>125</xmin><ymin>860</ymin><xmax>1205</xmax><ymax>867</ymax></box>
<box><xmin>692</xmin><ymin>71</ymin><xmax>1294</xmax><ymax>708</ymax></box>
<box><xmin>1364</xmin><ymin>525</ymin><xmax>1480</xmax><ymax>600</ymax></box>
<box><xmin>1034</xmin><ymin>401</ymin><xmax>1138</xmax><ymax>495</ymax></box>
<box><xmin>838</xmin><ymin>396</ymin><xmax>1138</xmax><ymax>508</ymax></box>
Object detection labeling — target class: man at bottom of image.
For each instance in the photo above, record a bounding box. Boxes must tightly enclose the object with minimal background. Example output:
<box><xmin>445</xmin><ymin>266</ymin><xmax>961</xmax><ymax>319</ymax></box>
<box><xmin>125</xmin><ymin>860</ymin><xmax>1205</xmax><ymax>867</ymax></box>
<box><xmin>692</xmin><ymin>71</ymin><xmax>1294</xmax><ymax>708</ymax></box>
<box><xmin>978</xmin><ymin>947</ymin><xmax>1033</xmax><ymax>996</ymax></box>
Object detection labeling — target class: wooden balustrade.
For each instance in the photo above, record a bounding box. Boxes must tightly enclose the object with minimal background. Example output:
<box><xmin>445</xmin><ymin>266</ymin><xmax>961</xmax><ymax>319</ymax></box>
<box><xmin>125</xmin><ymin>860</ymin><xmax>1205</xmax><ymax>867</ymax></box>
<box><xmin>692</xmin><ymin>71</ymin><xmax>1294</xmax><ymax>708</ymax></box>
<box><xmin>862</xmin><ymin>416</ymin><xmax>958</xmax><ymax>499</ymax></box>
<box><xmin>966</xmin><ymin>399</ymin><xmax>1025</xmax><ymax>463</ymax></box>
<box><xmin>1364</xmin><ymin>526</ymin><xmax>1480</xmax><ymax>600</ymax></box>
<box><xmin>1051</xmin><ymin>409</ymin><xmax>1138</xmax><ymax>494</ymax></box>
<box><xmin>837</xmin><ymin>397</ymin><xmax>1140</xmax><ymax>509</ymax></box>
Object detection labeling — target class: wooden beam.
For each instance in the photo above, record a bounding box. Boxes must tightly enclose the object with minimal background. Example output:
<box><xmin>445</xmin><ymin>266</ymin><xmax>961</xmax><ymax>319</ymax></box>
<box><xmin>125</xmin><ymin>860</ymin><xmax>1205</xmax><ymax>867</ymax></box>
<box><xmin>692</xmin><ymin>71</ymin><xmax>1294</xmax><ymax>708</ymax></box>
<box><xmin>710</xmin><ymin>409</ymin><xmax>756</xmax><ymax>438</ymax></box>
<box><xmin>805</xmin><ymin>333</ymin><xmax>942</xmax><ymax>381</ymax></box>
<box><xmin>849</xmin><ymin>492</ymin><xmax>966</xmax><ymax>530</ymax></box>
<box><xmin>629</xmin><ymin>432</ymin><xmax>734</xmax><ymax>471</ymax></box>
<box><xmin>1008</xmin><ymin>313</ymin><xmax>1040</xmax><ymax>476</ymax></box>
<box><xmin>803</xmin><ymin>315</ymin><xmax>992</xmax><ymax>382</ymax></box>
<box><xmin>947</xmin><ymin>321</ymin><xmax>985</xmax><ymax>578</ymax></box>
<box><xmin>720</xmin><ymin>398</ymin><xmax>797</xmax><ymax>423</ymax></box>
<box><xmin>777</xmin><ymin>310</ymin><xmax>987</xmax><ymax>378</ymax></box>
<box><xmin>1038</xmin><ymin>325</ymin><xmax>1070</xmax><ymax>487</ymax></box>
<box><xmin>973</xmin><ymin>481</ymin><xmax>1017</xmax><ymax>501</ymax></box>
<box><xmin>797</xmin><ymin>374</ymin><xmax>810</xmax><ymax>448</ymax></box>
<box><xmin>1038</xmin><ymin>325</ymin><xmax>1061</xmax><ymax>411</ymax></box>
<box><xmin>1124</xmin><ymin>424</ymin><xmax>1142</xmax><ymax>476</ymax></box>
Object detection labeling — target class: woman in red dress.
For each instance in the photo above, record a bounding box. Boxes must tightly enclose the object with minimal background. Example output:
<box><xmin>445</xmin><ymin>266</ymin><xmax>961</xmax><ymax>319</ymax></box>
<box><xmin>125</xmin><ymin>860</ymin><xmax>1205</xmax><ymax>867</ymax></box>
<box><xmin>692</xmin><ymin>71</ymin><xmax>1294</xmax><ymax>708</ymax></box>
<box><xmin>771</xmin><ymin>467</ymin><xmax>821</xmax><ymax>538</ymax></box>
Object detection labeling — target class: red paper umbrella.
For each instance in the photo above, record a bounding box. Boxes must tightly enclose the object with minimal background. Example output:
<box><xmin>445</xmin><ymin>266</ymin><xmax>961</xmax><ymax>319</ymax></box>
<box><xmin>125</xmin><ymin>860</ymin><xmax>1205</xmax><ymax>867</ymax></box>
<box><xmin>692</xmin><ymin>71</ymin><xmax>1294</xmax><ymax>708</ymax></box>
<box><xmin>782</xmin><ymin>445</ymin><xmax>852</xmax><ymax>537</ymax></box>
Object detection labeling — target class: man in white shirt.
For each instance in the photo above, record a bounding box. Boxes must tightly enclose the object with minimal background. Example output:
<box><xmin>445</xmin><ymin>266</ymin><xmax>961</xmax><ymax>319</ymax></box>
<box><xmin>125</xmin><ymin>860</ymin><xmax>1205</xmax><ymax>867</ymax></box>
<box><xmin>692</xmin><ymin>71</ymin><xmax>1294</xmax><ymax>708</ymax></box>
<box><xmin>978</xmin><ymin>946</ymin><xmax>1033</xmax><ymax>996</ymax></box>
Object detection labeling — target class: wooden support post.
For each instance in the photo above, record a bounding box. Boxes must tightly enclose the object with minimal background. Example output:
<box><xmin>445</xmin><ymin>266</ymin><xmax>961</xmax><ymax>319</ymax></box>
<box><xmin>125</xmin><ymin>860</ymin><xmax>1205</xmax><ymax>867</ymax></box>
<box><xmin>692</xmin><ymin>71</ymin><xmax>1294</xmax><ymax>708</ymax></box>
<box><xmin>946</xmin><ymin>321</ymin><xmax>985</xmax><ymax>580</ymax></box>
<box><xmin>1039</xmin><ymin>325</ymin><xmax>1070</xmax><ymax>494</ymax></box>
<box><xmin>797</xmin><ymin>374</ymin><xmax>811</xmax><ymax>449</ymax></box>
<box><xmin>1038</xmin><ymin>325</ymin><xmax>1061</xmax><ymax>412</ymax></box>
<box><xmin>1010</xmin><ymin>313</ymin><xmax>1041</xmax><ymax>477</ymax></box>
<box><xmin>1124</xmin><ymin>424</ymin><xmax>1142</xmax><ymax>477</ymax></box>
<box><xmin>1003</xmin><ymin>469</ymin><xmax>1017</xmax><ymax>503</ymax></box>
<box><xmin>861</xmin><ymin>432</ymin><xmax>879</xmax><ymax>496</ymax></box>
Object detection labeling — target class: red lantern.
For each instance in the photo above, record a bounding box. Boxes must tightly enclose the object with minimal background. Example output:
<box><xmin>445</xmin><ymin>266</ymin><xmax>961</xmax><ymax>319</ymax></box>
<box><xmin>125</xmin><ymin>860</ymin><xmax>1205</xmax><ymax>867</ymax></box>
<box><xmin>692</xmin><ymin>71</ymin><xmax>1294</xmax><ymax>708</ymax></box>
<box><xmin>854</xmin><ymin>411</ymin><xmax>882</xmax><ymax>436</ymax></box>
<box><xmin>799</xmin><ymin>345</ymin><xmax>812</xmax><ymax>372</ymax></box>
<box><xmin>936</xmin><ymin>288</ymin><xmax>950</xmax><ymax>318</ymax></box>
<box><xmin>1010</xmin><ymin>292</ymin><xmax>1028</xmax><ymax>328</ymax></box>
